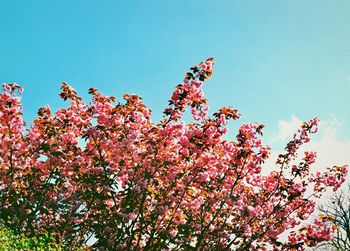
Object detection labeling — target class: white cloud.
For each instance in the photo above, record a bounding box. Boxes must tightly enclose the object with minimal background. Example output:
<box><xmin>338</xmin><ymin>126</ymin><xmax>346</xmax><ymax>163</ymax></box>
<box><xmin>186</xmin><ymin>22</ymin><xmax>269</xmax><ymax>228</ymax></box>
<box><xmin>271</xmin><ymin>115</ymin><xmax>302</xmax><ymax>143</ymax></box>
<box><xmin>319</xmin><ymin>114</ymin><xmax>343</xmax><ymax>140</ymax></box>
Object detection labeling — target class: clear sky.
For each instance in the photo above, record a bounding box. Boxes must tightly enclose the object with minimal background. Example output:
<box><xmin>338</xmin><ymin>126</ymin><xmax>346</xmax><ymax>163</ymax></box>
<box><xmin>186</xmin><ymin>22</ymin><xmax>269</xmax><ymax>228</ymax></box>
<box><xmin>1</xmin><ymin>0</ymin><xmax>350</xmax><ymax>147</ymax></box>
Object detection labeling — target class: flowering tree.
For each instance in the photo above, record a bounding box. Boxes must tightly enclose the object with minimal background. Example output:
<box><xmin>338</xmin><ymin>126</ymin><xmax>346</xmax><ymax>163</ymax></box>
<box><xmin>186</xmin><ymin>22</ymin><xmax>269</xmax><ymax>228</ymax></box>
<box><xmin>0</xmin><ymin>58</ymin><xmax>347</xmax><ymax>250</ymax></box>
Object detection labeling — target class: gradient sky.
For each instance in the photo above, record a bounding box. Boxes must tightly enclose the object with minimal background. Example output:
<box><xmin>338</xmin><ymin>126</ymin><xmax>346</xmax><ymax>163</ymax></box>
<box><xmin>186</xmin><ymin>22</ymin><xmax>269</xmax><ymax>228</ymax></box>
<box><xmin>1</xmin><ymin>0</ymin><xmax>349</xmax><ymax>146</ymax></box>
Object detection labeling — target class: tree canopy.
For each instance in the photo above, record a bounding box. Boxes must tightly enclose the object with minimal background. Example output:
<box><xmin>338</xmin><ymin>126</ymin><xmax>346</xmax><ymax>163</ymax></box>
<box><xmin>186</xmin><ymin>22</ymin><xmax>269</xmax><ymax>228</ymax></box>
<box><xmin>0</xmin><ymin>59</ymin><xmax>347</xmax><ymax>250</ymax></box>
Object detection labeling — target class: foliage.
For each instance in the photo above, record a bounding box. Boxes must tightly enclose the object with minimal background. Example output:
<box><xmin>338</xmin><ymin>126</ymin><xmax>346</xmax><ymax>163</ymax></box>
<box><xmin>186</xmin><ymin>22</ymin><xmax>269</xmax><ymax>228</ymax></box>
<box><xmin>0</xmin><ymin>58</ymin><xmax>347</xmax><ymax>250</ymax></box>
<box><xmin>0</xmin><ymin>221</ymin><xmax>62</xmax><ymax>250</ymax></box>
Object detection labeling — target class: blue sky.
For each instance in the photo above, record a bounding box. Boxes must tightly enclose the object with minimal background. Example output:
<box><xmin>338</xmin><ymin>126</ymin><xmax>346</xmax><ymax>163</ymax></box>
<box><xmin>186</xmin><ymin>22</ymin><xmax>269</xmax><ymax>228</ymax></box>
<box><xmin>1</xmin><ymin>0</ymin><xmax>349</xmax><ymax>145</ymax></box>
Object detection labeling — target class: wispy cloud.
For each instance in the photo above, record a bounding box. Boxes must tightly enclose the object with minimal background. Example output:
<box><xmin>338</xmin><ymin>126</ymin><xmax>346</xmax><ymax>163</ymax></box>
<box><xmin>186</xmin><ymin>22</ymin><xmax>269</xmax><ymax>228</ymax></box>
<box><xmin>270</xmin><ymin>115</ymin><xmax>302</xmax><ymax>143</ymax></box>
<box><xmin>346</xmin><ymin>75</ymin><xmax>350</xmax><ymax>85</ymax></box>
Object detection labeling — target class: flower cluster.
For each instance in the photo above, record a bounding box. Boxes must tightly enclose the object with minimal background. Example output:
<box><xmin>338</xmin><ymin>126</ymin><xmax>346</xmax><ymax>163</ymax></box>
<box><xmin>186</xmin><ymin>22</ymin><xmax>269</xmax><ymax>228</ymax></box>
<box><xmin>287</xmin><ymin>215</ymin><xmax>335</xmax><ymax>249</ymax></box>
